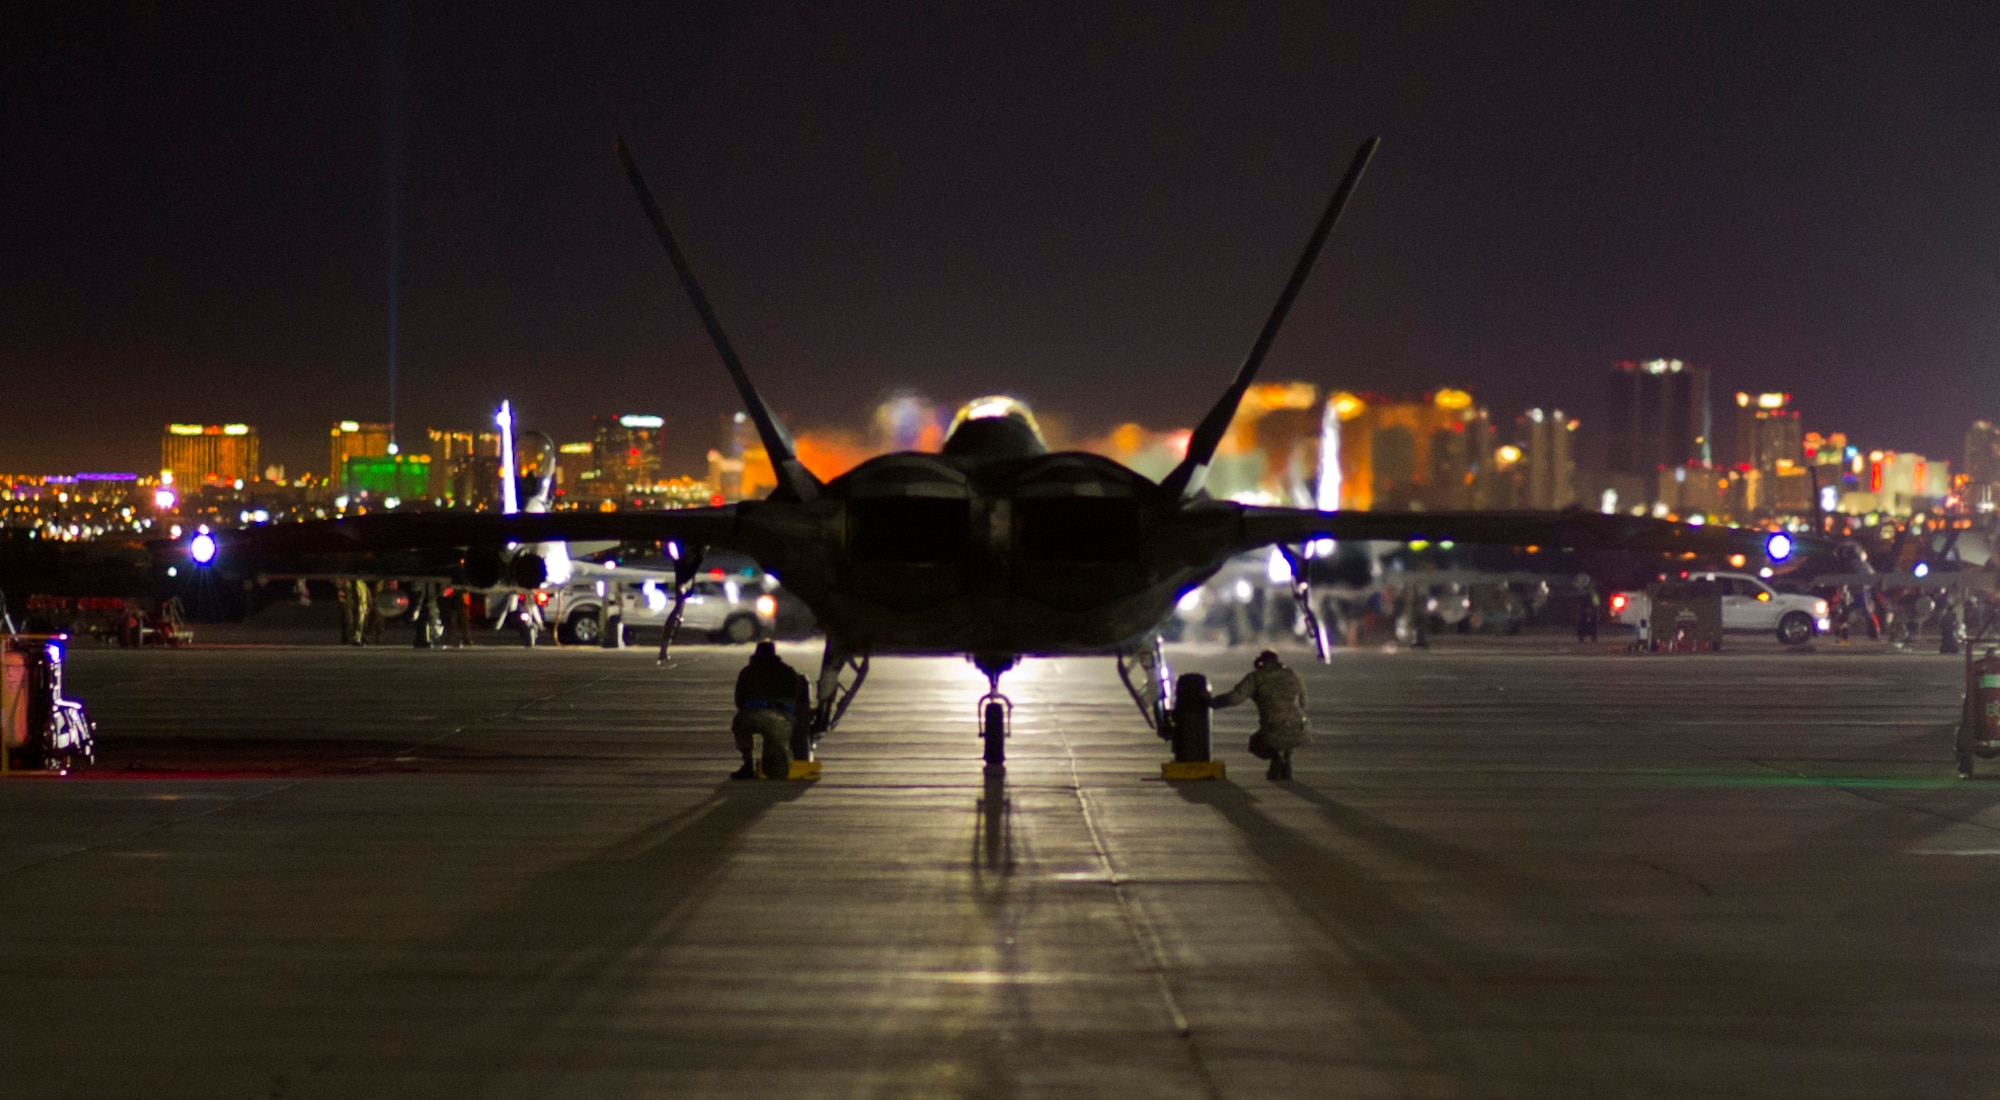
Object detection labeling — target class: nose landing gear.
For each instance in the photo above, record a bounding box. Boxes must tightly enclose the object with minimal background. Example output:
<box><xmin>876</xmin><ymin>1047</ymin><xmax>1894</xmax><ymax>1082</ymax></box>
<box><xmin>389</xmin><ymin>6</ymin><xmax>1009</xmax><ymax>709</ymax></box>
<box><xmin>975</xmin><ymin>654</ymin><xmax>1018</xmax><ymax>774</ymax></box>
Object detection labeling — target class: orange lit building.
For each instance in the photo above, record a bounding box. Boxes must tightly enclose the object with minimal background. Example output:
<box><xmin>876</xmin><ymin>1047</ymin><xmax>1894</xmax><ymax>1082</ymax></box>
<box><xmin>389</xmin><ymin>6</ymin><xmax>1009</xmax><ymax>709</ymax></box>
<box><xmin>1325</xmin><ymin>389</ymin><xmax>1488</xmax><ymax>511</ymax></box>
<box><xmin>161</xmin><ymin>423</ymin><xmax>259</xmax><ymax>487</ymax></box>
<box><xmin>1730</xmin><ymin>392</ymin><xmax>1802</xmax><ymax>476</ymax></box>
<box><xmin>330</xmin><ymin>421</ymin><xmax>393</xmax><ymax>483</ymax></box>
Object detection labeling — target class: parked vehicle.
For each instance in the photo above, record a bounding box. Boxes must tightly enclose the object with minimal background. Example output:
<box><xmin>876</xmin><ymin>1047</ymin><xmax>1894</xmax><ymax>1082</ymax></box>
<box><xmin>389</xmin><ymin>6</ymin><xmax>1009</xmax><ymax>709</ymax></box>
<box><xmin>1611</xmin><ymin>571</ymin><xmax>1829</xmax><ymax>646</ymax></box>
<box><xmin>552</xmin><ymin>568</ymin><xmax>775</xmax><ymax>646</ymax></box>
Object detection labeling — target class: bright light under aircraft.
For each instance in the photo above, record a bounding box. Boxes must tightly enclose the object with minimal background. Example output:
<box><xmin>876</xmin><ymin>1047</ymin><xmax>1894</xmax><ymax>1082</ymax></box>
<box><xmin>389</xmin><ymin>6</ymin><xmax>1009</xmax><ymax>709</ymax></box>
<box><xmin>190</xmin><ymin>532</ymin><xmax>217</xmax><ymax>565</ymax></box>
<box><xmin>1766</xmin><ymin>532</ymin><xmax>1793</xmax><ymax>562</ymax></box>
<box><xmin>965</xmin><ymin>398</ymin><xmax>1017</xmax><ymax>420</ymax></box>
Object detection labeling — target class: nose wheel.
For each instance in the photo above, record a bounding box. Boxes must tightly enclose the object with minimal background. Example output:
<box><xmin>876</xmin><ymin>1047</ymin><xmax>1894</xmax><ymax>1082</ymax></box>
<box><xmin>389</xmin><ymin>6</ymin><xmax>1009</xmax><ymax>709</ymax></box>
<box><xmin>975</xmin><ymin>654</ymin><xmax>1018</xmax><ymax>774</ymax></box>
<box><xmin>980</xmin><ymin>693</ymin><xmax>1011</xmax><ymax>771</ymax></box>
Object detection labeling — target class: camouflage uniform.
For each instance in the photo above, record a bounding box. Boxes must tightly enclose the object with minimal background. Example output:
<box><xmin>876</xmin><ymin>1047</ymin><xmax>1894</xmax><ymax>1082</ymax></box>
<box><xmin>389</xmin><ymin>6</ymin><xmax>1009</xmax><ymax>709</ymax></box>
<box><xmin>1212</xmin><ymin>657</ymin><xmax>1310</xmax><ymax>779</ymax></box>
<box><xmin>732</xmin><ymin>643</ymin><xmax>809</xmax><ymax>778</ymax></box>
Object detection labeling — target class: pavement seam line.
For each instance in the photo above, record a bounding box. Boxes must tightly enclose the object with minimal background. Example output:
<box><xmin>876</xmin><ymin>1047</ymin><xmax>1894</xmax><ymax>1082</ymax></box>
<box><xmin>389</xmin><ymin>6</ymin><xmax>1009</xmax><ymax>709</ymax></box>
<box><xmin>0</xmin><ymin>779</ymin><xmax>310</xmax><ymax>877</ymax></box>
<box><xmin>1639</xmin><ymin>724</ymin><xmax>2000</xmax><ymax>832</ymax></box>
<box><xmin>1054</xmin><ymin>717</ymin><xmax>1224</xmax><ymax>1099</ymax></box>
<box><xmin>390</xmin><ymin>673</ymin><xmax>619</xmax><ymax>758</ymax></box>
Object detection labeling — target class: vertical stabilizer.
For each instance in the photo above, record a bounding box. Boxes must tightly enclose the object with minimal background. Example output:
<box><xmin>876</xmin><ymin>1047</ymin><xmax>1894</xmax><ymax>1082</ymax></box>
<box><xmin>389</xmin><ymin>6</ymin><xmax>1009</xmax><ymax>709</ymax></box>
<box><xmin>1159</xmin><ymin>137</ymin><xmax>1379</xmax><ymax>500</ymax></box>
<box><xmin>616</xmin><ymin>138</ymin><xmax>822</xmax><ymax>503</ymax></box>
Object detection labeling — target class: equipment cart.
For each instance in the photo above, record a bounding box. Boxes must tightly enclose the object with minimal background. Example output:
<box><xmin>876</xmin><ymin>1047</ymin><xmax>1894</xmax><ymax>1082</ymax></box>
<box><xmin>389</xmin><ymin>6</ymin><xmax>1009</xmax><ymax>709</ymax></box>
<box><xmin>2</xmin><ymin>634</ymin><xmax>97</xmax><ymax>773</ymax></box>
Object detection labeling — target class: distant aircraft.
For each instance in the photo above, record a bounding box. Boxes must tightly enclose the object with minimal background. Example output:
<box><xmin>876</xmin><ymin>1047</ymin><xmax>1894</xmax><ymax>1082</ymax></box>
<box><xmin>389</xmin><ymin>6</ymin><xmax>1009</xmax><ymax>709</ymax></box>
<box><xmin>167</xmin><ymin>136</ymin><xmax>1826</xmax><ymax>772</ymax></box>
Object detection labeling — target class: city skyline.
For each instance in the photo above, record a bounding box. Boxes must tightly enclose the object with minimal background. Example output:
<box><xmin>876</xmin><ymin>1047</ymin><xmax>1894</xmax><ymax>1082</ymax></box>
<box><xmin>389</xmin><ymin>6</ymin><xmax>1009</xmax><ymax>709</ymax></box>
<box><xmin>6</xmin><ymin>5</ymin><xmax>1996</xmax><ymax>476</ymax></box>
<box><xmin>1</xmin><ymin>370</ymin><xmax>1981</xmax><ymax>488</ymax></box>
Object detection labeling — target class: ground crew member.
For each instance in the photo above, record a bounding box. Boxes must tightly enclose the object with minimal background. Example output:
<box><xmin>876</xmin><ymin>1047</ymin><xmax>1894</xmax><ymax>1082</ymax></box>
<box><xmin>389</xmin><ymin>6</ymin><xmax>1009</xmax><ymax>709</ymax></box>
<box><xmin>339</xmin><ymin>577</ymin><xmax>371</xmax><ymax>646</ymax></box>
<box><xmin>1211</xmin><ymin>649</ymin><xmax>1310</xmax><ymax>780</ymax></box>
<box><xmin>441</xmin><ymin>587</ymin><xmax>473</xmax><ymax>648</ymax></box>
<box><xmin>411</xmin><ymin>582</ymin><xmax>441</xmax><ymax>649</ymax></box>
<box><xmin>362</xmin><ymin>581</ymin><xmax>388</xmax><ymax>645</ymax></box>
<box><xmin>731</xmin><ymin>641</ymin><xmax>809</xmax><ymax>779</ymax></box>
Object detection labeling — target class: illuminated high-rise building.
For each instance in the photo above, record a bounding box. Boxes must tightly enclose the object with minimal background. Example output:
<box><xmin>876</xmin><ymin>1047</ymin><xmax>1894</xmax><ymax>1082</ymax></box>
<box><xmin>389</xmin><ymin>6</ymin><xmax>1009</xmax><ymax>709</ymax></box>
<box><xmin>1730</xmin><ymin>392</ymin><xmax>1803</xmax><ymax>474</ymax></box>
<box><xmin>342</xmin><ymin>455</ymin><xmax>430</xmax><ymax>502</ymax></box>
<box><xmin>555</xmin><ymin>442</ymin><xmax>595</xmax><ymax>500</ymax></box>
<box><xmin>331</xmin><ymin>421</ymin><xmax>393</xmax><ymax>493</ymax></box>
<box><xmin>332</xmin><ymin>422</ymin><xmax>394</xmax><ymax>484</ymax></box>
<box><xmin>1324</xmin><ymin>389</ymin><xmax>1487</xmax><ymax>511</ymax></box>
<box><xmin>1965</xmin><ymin>421</ymin><xmax>2000</xmax><ymax>490</ymax></box>
<box><xmin>1519</xmin><ymin>408</ymin><xmax>1577</xmax><ymax>510</ymax></box>
<box><xmin>161</xmin><ymin>423</ymin><xmax>258</xmax><ymax>488</ymax></box>
<box><xmin>1858</xmin><ymin>451</ymin><xmax>1951</xmax><ymax>516</ymax></box>
<box><xmin>590</xmin><ymin>413</ymin><xmax>665</xmax><ymax>499</ymax></box>
<box><xmin>1202</xmin><ymin>381</ymin><xmax>1321</xmax><ymax>504</ymax></box>
<box><xmin>425</xmin><ymin>427</ymin><xmax>475</xmax><ymax>502</ymax></box>
<box><xmin>1607</xmin><ymin>359</ymin><xmax>1711</xmax><ymax>480</ymax></box>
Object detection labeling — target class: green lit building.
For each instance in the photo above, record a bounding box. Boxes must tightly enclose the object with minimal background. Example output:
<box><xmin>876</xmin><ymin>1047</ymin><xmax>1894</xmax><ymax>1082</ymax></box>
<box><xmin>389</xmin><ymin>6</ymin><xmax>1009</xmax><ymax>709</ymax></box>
<box><xmin>342</xmin><ymin>454</ymin><xmax>430</xmax><ymax>502</ymax></box>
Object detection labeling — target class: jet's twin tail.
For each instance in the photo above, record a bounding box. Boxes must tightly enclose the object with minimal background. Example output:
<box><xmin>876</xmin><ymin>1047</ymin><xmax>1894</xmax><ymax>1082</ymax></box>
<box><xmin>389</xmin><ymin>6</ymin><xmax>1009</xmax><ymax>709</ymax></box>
<box><xmin>619</xmin><ymin>134</ymin><xmax>1381</xmax><ymax>505</ymax></box>
<box><xmin>617</xmin><ymin>138</ymin><xmax>822</xmax><ymax>505</ymax></box>
<box><xmin>1159</xmin><ymin>137</ymin><xmax>1379</xmax><ymax>501</ymax></box>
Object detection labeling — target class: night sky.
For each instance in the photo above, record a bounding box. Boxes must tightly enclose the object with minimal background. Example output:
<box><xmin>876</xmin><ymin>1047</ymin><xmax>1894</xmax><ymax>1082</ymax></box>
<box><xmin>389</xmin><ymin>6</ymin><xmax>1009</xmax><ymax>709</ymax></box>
<box><xmin>5</xmin><ymin>3</ymin><xmax>1997</xmax><ymax>479</ymax></box>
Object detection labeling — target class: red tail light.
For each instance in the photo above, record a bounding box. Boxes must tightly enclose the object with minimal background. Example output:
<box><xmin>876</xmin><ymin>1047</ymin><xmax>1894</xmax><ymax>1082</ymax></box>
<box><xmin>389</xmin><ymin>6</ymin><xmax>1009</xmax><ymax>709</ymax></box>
<box><xmin>1609</xmin><ymin>594</ymin><xmax>1627</xmax><ymax>613</ymax></box>
<box><xmin>534</xmin><ymin>590</ymin><xmax>550</xmax><ymax>605</ymax></box>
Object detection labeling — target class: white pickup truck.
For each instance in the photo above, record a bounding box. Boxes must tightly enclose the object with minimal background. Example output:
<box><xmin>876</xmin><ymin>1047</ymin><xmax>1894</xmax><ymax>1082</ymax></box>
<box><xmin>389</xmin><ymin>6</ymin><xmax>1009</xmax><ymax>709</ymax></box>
<box><xmin>1610</xmin><ymin>571</ymin><xmax>1829</xmax><ymax>646</ymax></box>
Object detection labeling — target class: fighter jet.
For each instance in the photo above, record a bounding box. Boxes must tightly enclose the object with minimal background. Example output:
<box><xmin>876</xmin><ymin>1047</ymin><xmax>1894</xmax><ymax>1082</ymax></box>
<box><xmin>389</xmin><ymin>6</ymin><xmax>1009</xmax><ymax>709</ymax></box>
<box><xmin>167</xmin><ymin>136</ymin><xmax>1821</xmax><ymax>769</ymax></box>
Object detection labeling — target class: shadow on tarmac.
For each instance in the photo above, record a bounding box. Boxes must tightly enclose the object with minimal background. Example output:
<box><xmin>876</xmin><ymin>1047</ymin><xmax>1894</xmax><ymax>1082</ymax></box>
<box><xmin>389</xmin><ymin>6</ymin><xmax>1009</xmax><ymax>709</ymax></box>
<box><xmin>1172</xmin><ymin>778</ymin><xmax>1595</xmax><ymax>1090</ymax></box>
<box><xmin>353</xmin><ymin>780</ymin><xmax>811</xmax><ymax>1088</ymax></box>
<box><xmin>973</xmin><ymin>767</ymin><xmax>1014</xmax><ymax>876</ymax></box>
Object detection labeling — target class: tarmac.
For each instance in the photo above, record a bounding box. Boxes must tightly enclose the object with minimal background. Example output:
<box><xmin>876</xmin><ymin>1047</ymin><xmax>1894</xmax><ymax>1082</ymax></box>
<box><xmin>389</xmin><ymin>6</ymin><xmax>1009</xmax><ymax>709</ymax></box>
<box><xmin>1</xmin><ymin>631</ymin><xmax>1992</xmax><ymax>1098</ymax></box>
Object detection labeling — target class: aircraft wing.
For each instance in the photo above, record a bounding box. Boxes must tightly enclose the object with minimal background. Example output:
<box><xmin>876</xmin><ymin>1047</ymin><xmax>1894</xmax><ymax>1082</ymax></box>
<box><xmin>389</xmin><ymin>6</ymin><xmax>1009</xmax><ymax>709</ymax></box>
<box><xmin>155</xmin><ymin>507</ymin><xmax>743</xmax><ymax>575</ymax></box>
<box><xmin>1234</xmin><ymin>506</ymin><xmax>1831</xmax><ymax>563</ymax></box>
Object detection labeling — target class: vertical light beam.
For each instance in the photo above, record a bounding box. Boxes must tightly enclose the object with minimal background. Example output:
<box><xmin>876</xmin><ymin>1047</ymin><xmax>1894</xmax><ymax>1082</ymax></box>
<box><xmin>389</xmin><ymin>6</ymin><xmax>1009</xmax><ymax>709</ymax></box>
<box><xmin>378</xmin><ymin>0</ymin><xmax>408</xmax><ymax>451</ymax></box>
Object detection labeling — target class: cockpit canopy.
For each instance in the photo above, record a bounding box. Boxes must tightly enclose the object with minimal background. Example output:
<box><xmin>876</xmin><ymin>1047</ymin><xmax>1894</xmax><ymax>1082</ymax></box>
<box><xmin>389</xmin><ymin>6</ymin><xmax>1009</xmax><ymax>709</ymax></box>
<box><xmin>942</xmin><ymin>396</ymin><xmax>1048</xmax><ymax>460</ymax></box>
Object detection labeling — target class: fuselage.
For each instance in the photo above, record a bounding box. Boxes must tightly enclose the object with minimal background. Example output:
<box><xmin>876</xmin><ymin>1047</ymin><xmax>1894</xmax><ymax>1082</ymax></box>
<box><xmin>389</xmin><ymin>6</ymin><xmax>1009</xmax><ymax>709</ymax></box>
<box><xmin>723</xmin><ymin>401</ymin><xmax>1242</xmax><ymax>657</ymax></box>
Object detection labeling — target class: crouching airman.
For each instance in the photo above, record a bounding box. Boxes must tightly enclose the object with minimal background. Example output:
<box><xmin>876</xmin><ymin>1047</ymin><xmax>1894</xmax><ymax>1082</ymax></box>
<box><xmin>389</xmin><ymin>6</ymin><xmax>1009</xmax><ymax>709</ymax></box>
<box><xmin>1212</xmin><ymin>649</ymin><xmax>1310</xmax><ymax>780</ymax></box>
<box><xmin>731</xmin><ymin>641</ymin><xmax>809</xmax><ymax>779</ymax></box>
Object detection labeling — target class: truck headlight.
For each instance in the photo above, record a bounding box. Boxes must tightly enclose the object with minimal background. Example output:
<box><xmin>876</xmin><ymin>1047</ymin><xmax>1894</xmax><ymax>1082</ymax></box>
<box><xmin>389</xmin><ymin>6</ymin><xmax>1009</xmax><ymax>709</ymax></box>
<box><xmin>755</xmin><ymin>593</ymin><xmax>777</xmax><ymax>619</ymax></box>
<box><xmin>1813</xmin><ymin>600</ymin><xmax>1829</xmax><ymax>617</ymax></box>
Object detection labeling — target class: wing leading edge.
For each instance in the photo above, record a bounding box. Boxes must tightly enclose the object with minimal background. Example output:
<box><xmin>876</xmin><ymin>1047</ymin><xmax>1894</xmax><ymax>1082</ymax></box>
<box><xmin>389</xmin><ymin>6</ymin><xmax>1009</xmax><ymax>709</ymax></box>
<box><xmin>156</xmin><ymin>507</ymin><xmax>742</xmax><ymax>570</ymax></box>
<box><xmin>1234</xmin><ymin>506</ymin><xmax>1833</xmax><ymax>562</ymax></box>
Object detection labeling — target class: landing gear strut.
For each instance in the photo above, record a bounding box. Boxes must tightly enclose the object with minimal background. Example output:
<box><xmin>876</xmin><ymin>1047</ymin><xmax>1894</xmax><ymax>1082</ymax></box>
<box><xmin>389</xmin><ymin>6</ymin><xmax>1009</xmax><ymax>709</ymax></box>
<box><xmin>1116</xmin><ymin>635</ymin><xmax>1173</xmax><ymax>736</ymax></box>
<box><xmin>809</xmin><ymin>638</ymin><xmax>870</xmax><ymax>758</ymax></box>
<box><xmin>976</xmin><ymin>653</ymin><xmax>1017</xmax><ymax>774</ymax></box>
<box><xmin>654</xmin><ymin>540</ymin><xmax>706</xmax><ymax>665</ymax></box>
